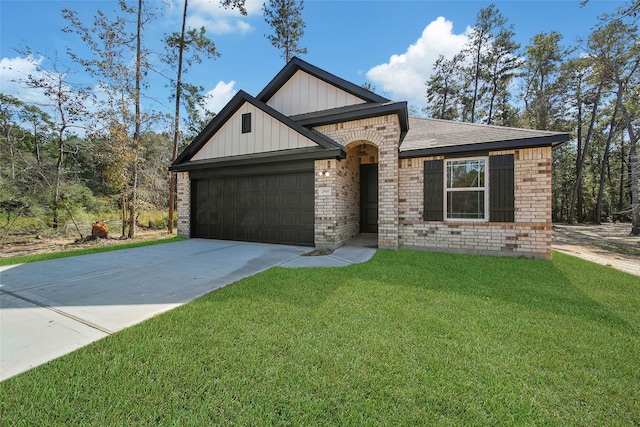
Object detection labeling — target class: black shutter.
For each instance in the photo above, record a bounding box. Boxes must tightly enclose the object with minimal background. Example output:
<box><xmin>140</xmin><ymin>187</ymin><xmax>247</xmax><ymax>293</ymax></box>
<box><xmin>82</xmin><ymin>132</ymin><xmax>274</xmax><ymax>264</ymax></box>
<box><xmin>423</xmin><ymin>159</ymin><xmax>444</xmax><ymax>221</ymax></box>
<box><xmin>489</xmin><ymin>154</ymin><xmax>514</xmax><ymax>222</ymax></box>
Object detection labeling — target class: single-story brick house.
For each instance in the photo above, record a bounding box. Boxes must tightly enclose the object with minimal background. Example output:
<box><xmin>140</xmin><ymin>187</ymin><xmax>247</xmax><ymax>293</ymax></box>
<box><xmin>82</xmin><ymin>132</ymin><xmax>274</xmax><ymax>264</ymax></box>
<box><xmin>170</xmin><ymin>58</ymin><xmax>568</xmax><ymax>259</ymax></box>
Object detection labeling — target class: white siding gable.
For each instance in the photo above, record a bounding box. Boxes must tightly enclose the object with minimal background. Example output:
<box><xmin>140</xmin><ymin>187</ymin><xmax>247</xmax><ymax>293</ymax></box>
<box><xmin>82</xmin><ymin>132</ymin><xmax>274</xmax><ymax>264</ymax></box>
<box><xmin>267</xmin><ymin>70</ymin><xmax>366</xmax><ymax>116</ymax></box>
<box><xmin>192</xmin><ymin>101</ymin><xmax>318</xmax><ymax>161</ymax></box>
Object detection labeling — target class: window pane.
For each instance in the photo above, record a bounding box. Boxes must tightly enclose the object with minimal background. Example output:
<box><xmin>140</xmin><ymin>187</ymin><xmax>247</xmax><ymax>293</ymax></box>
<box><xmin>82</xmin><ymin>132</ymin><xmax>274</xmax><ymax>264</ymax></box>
<box><xmin>447</xmin><ymin>191</ymin><xmax>485</xmax><ymax>219</ymax></box>
<box><xmin>447</xmin><ymin>159</ymin><xmax>485</xmax><ymax>188</ymax></box>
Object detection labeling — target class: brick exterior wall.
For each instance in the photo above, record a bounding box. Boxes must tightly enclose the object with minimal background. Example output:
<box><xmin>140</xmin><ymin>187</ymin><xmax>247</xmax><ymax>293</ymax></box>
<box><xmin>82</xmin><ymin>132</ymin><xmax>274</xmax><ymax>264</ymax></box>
<box><xmin>398</xmin><ymin>147</ymin><xmax>553</xmax><ymax>259</ymax></box>
<box><xmin>313</xmin><ymin>114</ymin><xmax>401</xmax><ymax>249</ymax></box>
<box><xmin>176</xmin><ymin>171</ymin><xmax>191</xmax><ymax>238</ymax></box>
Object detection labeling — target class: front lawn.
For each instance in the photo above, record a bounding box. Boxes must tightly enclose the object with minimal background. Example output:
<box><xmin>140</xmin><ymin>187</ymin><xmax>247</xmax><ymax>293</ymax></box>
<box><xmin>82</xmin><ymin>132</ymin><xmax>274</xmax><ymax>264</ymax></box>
<box><xmin>1</xmin><ymin>250</ymin><xmax>638</xmax><ymax>425</ymax></box>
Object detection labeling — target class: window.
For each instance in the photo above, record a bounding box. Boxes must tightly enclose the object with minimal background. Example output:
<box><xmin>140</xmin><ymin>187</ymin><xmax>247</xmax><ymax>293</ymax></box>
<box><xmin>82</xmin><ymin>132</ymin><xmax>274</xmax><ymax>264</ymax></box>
<box><xmin>241</xmin><ymin>113</ymin><xmax>251</xmax><ymax>133</ymax></box>
<box><xmin>423</xmin><ymin>154</ymin><xmax>514</xmax><ymax>222</ymax></box>
<box><xmin>445</xmin><ymin>158</ymin><xmax>487</xmax><ymax>220</ymax></box>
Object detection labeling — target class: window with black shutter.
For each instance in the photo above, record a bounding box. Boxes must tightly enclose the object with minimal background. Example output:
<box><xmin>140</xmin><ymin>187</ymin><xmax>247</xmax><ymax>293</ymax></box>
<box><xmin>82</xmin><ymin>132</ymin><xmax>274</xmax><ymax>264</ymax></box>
<box><xmin>423</xmin><ymin>154</ymin><xmax>515</xmax><ymax>223</ymax></box>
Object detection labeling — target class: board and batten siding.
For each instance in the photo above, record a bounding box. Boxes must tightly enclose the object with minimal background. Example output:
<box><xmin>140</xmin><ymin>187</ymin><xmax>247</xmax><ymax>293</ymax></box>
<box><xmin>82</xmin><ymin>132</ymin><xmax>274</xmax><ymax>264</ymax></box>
<box><xmin>266</xmin><ymin>70</ymin><xmax>366</xmax><ymax>116</ymax></box>
<box><xmin>192</xmin><ymin>101</ymin><xmax>318</xmax><ymax>161</ymax></box>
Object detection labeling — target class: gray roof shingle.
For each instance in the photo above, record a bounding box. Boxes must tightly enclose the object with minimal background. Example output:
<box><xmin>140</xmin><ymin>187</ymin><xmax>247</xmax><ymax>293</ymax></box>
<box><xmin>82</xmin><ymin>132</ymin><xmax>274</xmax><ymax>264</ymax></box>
<box><xmin>401</xmin><ymin>117</ymin><xmax>569</xmax><ymax>156</ymax></box>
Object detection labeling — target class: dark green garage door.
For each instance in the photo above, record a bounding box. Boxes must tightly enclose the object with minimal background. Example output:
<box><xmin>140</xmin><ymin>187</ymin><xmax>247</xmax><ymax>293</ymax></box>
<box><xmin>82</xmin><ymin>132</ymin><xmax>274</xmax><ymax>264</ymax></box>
<box><xmin>193</xmin><ymin>171</ymin><xmax>314</xmax><ymax>246</ymax></box>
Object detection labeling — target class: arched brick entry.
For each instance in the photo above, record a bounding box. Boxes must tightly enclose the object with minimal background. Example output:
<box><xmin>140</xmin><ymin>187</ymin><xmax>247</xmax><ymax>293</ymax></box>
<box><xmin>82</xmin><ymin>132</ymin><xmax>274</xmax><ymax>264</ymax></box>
<box><xmin>313</xmin><ymin>115</ymin><xmax>401</xmax><ymax>249</ymax></box>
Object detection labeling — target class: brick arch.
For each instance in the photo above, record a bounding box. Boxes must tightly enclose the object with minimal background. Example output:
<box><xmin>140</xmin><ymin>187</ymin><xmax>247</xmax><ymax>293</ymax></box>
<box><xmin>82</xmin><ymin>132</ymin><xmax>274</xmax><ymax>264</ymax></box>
<box><xmin>345</xmin><ymin>140</ymin><xmax>378</xmax><ymax>165</ymax></box>
<box><xmin>336</xmin><ymin>129</ymin><xmax>385</xmax><ymax>148</ymax></box>
<box><xmin>344</xmin><ymin>139</ymin><xmax>378</xmax><ymax>151</ymax></box>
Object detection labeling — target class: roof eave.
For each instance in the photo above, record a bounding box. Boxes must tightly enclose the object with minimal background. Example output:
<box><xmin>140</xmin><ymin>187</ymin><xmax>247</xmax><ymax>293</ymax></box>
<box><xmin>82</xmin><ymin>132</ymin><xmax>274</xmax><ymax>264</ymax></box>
<box><xmin>399</xmin><ymin>134</ymin><xmax>570</xmax><ymax>158</ymax></box>
<box><xmin>169</xmin><ymin>147</ymin><xmax>345</xmax><ymax>172</ymax></box>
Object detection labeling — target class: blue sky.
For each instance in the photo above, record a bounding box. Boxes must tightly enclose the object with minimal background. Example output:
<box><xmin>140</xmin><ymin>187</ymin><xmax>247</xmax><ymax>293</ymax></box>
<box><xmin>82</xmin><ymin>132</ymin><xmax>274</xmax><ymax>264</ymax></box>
<box><xmin>0</xmin><ymin>0</ymin><xmax>623</xmax><ymax>125</ymax></box>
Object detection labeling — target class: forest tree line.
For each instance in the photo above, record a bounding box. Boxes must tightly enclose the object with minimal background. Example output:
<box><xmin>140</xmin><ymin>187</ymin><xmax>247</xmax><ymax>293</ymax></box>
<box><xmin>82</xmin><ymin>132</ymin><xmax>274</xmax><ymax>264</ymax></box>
<box><xmin>423</xmin><ymin>1</ymin><xmax>639</xmax><ymax>233</ymax></box>
<box><xmin>1</xmin><ymin>0</ymin><xmax>638</xmax><ymax>240</ymax></box>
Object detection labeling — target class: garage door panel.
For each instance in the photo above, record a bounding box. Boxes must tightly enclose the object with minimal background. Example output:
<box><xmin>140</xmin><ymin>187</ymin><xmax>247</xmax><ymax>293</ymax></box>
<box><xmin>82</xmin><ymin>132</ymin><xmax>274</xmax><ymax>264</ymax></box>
<box><xmin>265</xmin><ymin>211</ymin><xmax>279</xmax><ymax>225</ymax></box>
<box><xmin>280</xmin><ymin>229</ymin><xmax>297</xmax><ymax>245</ymax></box>
<box><xmin>299</xmin><ymin>173</ymin><xmax>314</xmax><ymax>188</ymax></box>
<box><xmin>220</xmin><ymin>226</ymin><xmax>234</xmax><ymax>240</ymax></box>
<box><xmin>193</xmin><ymin>170</ymin><xmax>314</xmax><ymax>246</ymax></box>
<box><xmin>266</xmin><ymin>175</ymin><xmax>280</xmax><ymax>189</ymax></box>
<box><xmin>222</xmin><ymin>210</ymin><xmax>235</xmax><ymax>224</ymax></box>
<box><xmin>251</xmin><ymin>176</ymin><xmax>266</xmax><ymax>191</ymax></box>
<box><xmin>266</xmin><ymin>194</ymin><xmax>280</xmax><ymax>208</ymax></box>
<box><xmin>234</xmin><ymin>226</ymin><xmax>248</xmax><ymax>241</ymax></box>
<box><xmin>250</xmin><ymin>193</ymin><xmax>265</xmax><ymax>208</ymax></box>
<box><xmin>249</xmin><ymin>211</ymin><xmax>263</xmax><ymax>223</ymax></box>
<box><xmin>299</xmin><ymin>192</ymin><xmax>314</xmax><ymax>206</ymax></box>
<box><xmin>281</xmin><ymin>192</ymin><xmax>296</xmax><ymax>206</ymax></box>
<box><xmin>298</xmin><ymin>210</ymin><xmax>314</xmax><ymax>224</ymax></box>
<box><xmin>237</xmin><ymin>192</ymin><xmax>250</xmax><ymax>209</ymax></box>
<box><xmin>248</xmin><ymin>226</ymin><xmax>263</xmax><ymax>241</ymax></box>
<box><xmin>280</xmin><ymin>211</ymin><xmax>296</xmax><ymax>225</ymax></box>
<box><xmin>298</xmin><ymin>229</ymin><xmax>314</xmax><ymax>244</ymax></box>
<box><xmin>209</xmin><ymin>179</ymin><xmax>223</xmax><ymax>194</ymax></box>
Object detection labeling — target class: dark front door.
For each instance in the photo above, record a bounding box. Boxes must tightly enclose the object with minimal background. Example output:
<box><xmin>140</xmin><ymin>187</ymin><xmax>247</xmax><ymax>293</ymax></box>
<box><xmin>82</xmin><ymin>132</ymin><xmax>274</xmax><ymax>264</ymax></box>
<box><xmin>360</xmin><ymin>164</ymin><xmax>378</xmax><ymax>233</ymax></box>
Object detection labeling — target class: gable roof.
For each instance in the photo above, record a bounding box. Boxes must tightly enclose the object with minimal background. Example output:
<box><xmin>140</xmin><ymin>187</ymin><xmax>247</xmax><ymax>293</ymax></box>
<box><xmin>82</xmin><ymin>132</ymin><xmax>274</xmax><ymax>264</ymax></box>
<box><xmin>257</xmin><ymin>57</ymin><xmax>390</xmax><ymax>105</ymax></box>
<box><xmin>400</xmin><ymin>117</ymin><xmax>570</xmax><ymax>157</ymax></box>
<box><xmin>171</xmin><ymin>90</ymin><xmax>344</xmax><ymax>169</ymax></box>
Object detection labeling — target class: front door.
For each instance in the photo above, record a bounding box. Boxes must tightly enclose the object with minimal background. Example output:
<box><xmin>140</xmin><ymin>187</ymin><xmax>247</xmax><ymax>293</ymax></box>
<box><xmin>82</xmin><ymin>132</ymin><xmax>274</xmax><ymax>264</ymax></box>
<box><xmin>360</xmin><ymin>164</ymin><xmax>378</xmax><ymax>233</ymax></box>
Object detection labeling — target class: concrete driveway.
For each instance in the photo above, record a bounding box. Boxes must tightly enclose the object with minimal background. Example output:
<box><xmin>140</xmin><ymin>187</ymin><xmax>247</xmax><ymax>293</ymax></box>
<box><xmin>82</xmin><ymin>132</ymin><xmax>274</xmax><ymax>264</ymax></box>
<box><xmin>0</xmin><ymin>238</ymin><xmax>376</xmax><ymax>381</ymax></box>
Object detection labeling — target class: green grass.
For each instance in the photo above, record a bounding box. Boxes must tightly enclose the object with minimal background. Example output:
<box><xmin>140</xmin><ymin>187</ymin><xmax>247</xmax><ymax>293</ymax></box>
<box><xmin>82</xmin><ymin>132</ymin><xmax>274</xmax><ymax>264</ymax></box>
<box><xmin>0</xmin><ymin>236</ymin><xmax>185</xmax><ymax>267</ymax></box>
<box><xmin>1</xmin><ymin>250</ymin><xmax>638</xmax><ymax>425</ymax></box>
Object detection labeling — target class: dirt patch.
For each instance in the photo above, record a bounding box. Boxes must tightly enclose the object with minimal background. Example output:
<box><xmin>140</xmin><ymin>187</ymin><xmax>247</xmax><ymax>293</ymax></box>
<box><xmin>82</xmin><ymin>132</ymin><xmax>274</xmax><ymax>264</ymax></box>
<box><xmin>0</xmin><ymin>230</ymin><xmax>173</xmax><ymax>259</ymax></box>
<box><xmin>301</xmin><ymin>248</ymin><xmax>334</xmax><ymax>257</ymax></box>
<box><xmin>552</xmin><ymin>223</ymin><xmax>640</xmax><ymax>277</ymax></box>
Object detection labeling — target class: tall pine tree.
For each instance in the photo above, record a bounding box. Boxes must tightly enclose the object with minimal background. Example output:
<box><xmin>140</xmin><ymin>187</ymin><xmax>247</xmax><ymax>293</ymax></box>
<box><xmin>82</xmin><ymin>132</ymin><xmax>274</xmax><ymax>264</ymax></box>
<box><xmin>263</xmin><ymin>0</ymin><xmax>307</xmax><ymax>62</ymax></box>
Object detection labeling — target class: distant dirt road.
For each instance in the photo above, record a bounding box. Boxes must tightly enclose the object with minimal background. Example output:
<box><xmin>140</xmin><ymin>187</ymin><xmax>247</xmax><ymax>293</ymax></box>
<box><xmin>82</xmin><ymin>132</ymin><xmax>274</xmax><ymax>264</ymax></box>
<box><xmin>552</xmin><ymin>223</ymin><xmax>640</xmax><ymax>277</ymax></box>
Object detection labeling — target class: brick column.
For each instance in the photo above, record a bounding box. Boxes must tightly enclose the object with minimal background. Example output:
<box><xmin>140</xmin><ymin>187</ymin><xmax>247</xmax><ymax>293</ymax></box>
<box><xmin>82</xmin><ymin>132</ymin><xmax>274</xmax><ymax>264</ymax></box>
<box><xmin>377</xmin><ymin>119</ymin><xmax>400</xmax><ymax>250</ymax></box>
<box><xmin>176</xmin><ymin>171</ymin><xmax>191</xmax><ymax>238</ymax></box>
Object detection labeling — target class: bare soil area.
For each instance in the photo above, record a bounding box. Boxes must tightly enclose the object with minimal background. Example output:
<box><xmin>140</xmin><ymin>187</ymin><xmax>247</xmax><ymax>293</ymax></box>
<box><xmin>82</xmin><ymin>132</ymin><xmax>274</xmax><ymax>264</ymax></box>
<box><xmin>0</xmin><ymin>229</ymin><xmax>173</xmax><ymax>259</ymax></box>
<box><xmin>552</xmin><ymin>223</ymin><xmax>640</xmax><ymax>277</ymax></box>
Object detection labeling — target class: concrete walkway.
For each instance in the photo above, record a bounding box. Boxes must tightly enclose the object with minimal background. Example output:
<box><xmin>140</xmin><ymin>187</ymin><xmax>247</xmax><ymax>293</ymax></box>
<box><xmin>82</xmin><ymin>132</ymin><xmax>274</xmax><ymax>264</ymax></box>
<box><xmin>0</xmin><ymin>238</ymin><xmax>376</xmax><ymax>381</ymax></box>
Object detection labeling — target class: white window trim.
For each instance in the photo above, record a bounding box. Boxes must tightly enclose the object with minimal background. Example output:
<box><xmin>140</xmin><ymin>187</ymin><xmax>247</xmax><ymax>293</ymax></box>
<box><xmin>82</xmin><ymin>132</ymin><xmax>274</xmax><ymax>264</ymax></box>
<box><xmin>443</xmin><ymin>156</ymin><xmax>489</xmax><ymax>222</ymax></box>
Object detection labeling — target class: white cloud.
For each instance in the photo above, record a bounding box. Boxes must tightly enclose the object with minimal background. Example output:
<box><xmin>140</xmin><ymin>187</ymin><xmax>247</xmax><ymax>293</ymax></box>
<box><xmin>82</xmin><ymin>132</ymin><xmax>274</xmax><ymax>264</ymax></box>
<box><xmin>0</xmin><ymin>55</ymin><xmax>51</xmax><ymax>105</ymax></box>
<box><xmin>201</xmin><ymin>80</ymin><xmax>237</xmax><ymax>113</ymax></box>
<box><xmin>185</xmin><ymin>0</ymin><xmax>261</xmax><ymax>35</ymax></box>
<box><xmin>366</xmin><ymin>17</ymin><xmax>469</xmax><ymax>109</ymax></box>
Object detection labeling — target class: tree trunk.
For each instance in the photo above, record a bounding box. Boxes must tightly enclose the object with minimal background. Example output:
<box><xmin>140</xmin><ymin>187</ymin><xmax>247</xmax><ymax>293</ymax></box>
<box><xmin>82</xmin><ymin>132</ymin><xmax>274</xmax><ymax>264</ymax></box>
<box><xmin>618</xmin><ymin>135</ymin><xmax>625</xmax><ymax>216</ymax></box>
<box><xmin>168</xmin><ymin>0</ymin><xmax>188</xmax><ymax>235</ymax></box>
<box><xmin>470</xmin><ymin>39</ymin><xmax>482</xmax><ymax>124</ymax></box>
<box><xmin>53</xmin><ymin>133</ymin><xmax>63</xmax><ymax>229</ymax></box>
<box><xmin>121</xmin><ymin>191</ymin><xmax>127</xmax><ymax>238</ymax></box>
<box><xmin>595</xmin><ymin>85</ymin><xmax>621</xmax><ymax>224</ymax></box>
<box><xmin>571</xmin><ymin>87</ymin><xmax>601</xmax><ymax>223</ymax></box>
<box><xmin>569</xmin><ymin>95</ymin><xmax>583</xmax><ymax>224</ymax></box>
<box><xmin>618</xmin><ymin>97</ymin><xmax>639</xmax><ymax>234</ymax></box>
<box><xmin>128</xmin><ymin>0</ymin><xmax>143</xmax><ymax>239</ymax></box>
